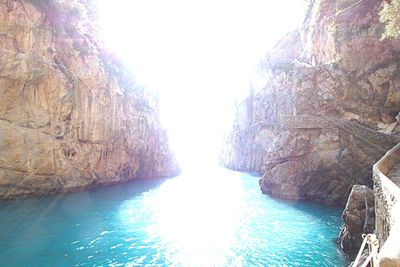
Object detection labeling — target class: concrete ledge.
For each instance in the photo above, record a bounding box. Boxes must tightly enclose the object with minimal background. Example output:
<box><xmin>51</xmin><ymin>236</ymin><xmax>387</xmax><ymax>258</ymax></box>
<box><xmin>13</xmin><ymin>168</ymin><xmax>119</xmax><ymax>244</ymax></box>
<box><xmin>373</xmin><ymin>143</ymin><xmax>400</xmax><ymax>266</ymax></box>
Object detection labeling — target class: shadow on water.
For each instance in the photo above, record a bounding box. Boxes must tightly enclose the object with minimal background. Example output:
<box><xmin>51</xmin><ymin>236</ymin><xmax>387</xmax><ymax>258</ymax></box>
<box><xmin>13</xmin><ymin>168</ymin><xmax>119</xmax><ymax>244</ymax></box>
<box><xmin>240</xmin><ymin>170</ymin><xmax>344</xmax><ymax>216</ymax></box>
<box><xmin>0</xmin><ymin>176</ymin><xmax>168</xmax><ymax>210</ymax></box>
<box><xmin>264</xmin><ymin>196</ymin><xmax>348</xmax><ymax>263</ymax></box>
<box><xmin>0</xmin><ymin>177</ymin><xmax>169</xmax><ymax>241</ymax></box>
<box><xmin>238</xmin><ymin>170</ymin><xmax>348</xmax><ymax>265</ymax></box>
<box><xmin>87</xmin><ymin>176</ymin><xmax>169</xmax><ymax>201</ymax></box>
<box><xmin>0</xmin><ymin>177</ymin><xmax>172</xmax><ymax>266</ymax></box>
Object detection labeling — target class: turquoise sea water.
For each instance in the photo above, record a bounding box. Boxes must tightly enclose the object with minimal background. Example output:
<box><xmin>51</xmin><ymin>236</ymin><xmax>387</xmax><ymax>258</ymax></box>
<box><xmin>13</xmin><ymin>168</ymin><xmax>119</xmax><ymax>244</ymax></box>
<box><xmin>0</xmin><ymin>168</ymin><xmax>346</xmax><ymax>266</ymax></box>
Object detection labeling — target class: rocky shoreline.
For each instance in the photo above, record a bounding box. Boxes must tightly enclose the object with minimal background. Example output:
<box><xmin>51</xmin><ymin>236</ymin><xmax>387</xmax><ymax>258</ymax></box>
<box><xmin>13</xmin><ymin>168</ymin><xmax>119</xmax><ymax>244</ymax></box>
<box><xmin>221</xmin><ymin>0</ymin><xmax>400</xmax><ymax>205</ymax></box>
<box><xmin>220</xmin><ymin>0</ymin><xmax>400</xmax><ymax>261</ymax></box>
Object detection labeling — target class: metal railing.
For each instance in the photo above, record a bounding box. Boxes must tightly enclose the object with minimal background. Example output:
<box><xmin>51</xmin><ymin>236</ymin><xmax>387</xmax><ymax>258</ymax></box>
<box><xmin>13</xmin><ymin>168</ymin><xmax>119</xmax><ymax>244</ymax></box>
<box><xmin>352</xmin><ymin>234</ymin><xmax>379</xmax><ymax>267</ymax></box>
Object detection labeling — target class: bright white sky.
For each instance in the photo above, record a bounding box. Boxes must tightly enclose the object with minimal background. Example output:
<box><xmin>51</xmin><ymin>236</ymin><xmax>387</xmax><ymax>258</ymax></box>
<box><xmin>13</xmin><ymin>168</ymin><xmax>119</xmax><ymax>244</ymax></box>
<box><xmin>97</xmin><ymin>0</ymin><xmax>307</xmax><ymax>170</ymax></box>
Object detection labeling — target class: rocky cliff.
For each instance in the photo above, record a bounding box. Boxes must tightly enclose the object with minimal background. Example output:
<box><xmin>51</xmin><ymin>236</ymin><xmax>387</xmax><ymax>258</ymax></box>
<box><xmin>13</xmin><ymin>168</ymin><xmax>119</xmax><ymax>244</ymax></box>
<box><xmin>339</xmin><ymin>185</ymin><xmax>375</xmax><ymax>258</ymax></box>
<box><xmin>221</xmin><ymin>0</ymin><xmax>400</xmax><ymax>205</ymax></box>
<box><xmin>0</xmin><ymin>0</ymin><xmax>180</xmax><ymax>200</ymax></box>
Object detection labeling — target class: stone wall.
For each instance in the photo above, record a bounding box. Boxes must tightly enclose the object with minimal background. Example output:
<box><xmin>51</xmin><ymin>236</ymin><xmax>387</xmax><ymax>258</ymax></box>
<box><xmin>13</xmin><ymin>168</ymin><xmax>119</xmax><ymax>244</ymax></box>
<box><xmin>373</xmin><ymin>143</ymin><xmax>400</xmax><ymax>266</ymax></box>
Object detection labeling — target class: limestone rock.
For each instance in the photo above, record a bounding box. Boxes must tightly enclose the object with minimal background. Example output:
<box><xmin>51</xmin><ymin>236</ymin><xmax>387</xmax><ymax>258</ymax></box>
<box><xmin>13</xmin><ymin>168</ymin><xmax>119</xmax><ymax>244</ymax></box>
<box><xmin>339</xmin><ymin>185</ymin><xmax>375</xmax><ymax>259</ymax></box>
<box><xmin>0</xmin><ymin>0</ymin><xmax>180</xmax><ymax>200</ymax></box>
<box><xmin>221</xmin><ymin>0</ymin><xmax>400</xmax><ymax>205</ymax></box>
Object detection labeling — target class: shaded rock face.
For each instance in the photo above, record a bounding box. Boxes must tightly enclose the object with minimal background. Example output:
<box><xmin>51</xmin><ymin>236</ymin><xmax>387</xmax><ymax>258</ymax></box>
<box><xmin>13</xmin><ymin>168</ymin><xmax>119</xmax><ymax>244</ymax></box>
<box><xmin>339</xmin><ymin>185</ymin><xmax>375</xmax><ymax>259</ymax></box>
<box><xmin>0</xmin><ymin>0</ymin><xmax>180</xmax><ymax>200</ymax></box>
<box><xmin>221</xmin><ymin>0</ymin><xmax>400</xmax><ymax>205</ymax></box>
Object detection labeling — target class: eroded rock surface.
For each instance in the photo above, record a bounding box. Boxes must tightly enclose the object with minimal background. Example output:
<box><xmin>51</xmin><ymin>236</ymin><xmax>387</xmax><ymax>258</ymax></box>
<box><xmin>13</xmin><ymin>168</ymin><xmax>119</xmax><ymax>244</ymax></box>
<box><xmin>339</xmin><ymin>185</ymin><xmax>375</xmax><ymax>259</ymax></box>
<box><xmin>0</xmin><ymin>0</ymin><xmax>179</xmax><ymax>200</ymax></box>
<box><xmin>221</xmin><ymin>0</ymin><xmax>400</xmax><ymax>205</ymax></box>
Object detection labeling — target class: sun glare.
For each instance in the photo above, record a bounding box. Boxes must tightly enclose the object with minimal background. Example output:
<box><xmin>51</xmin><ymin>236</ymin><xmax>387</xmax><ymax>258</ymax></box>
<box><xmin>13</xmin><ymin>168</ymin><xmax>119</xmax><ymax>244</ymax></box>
<box><xmin>96</xmin><ymin>0</ymin><xmax>307</xmax><ymax>170</ymax></box>
<box><xmin>119</xmin><ymin>168</ymin><xmax>246</xmax><ymax>265</ymax></box>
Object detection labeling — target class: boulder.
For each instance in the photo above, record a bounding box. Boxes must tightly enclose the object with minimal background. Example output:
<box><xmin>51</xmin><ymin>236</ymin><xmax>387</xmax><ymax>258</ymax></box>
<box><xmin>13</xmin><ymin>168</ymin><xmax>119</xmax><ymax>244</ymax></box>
<box><xmin>339</xmin><ymin>185</ymin><xmax>375</xmax><ymax>259</ymax></box>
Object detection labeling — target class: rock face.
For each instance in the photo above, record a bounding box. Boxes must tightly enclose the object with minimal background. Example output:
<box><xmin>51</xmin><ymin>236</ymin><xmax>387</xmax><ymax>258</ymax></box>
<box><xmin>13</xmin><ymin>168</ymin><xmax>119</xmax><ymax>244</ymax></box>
<box><xmin>339</xmin><ymin>185</ymin><xmax>375</xmax><ymax>259</ymax></box>
<box><xmin>0</xmin><ymin>0</ymin><xmax>179</xmax><ymax>200</ymax></box>
<box><xmin>221</xmin><ymin>0</ymin><xmax>400</xmax><ymax>205</ymax></box>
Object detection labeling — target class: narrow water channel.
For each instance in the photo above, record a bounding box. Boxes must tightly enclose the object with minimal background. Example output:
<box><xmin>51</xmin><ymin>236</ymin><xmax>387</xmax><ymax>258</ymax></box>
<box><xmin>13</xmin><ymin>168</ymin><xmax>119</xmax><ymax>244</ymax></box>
<box><xmin>0</xmin><ymin>168</ymin><xmax>346</xmax><ymax>266</ymax></box>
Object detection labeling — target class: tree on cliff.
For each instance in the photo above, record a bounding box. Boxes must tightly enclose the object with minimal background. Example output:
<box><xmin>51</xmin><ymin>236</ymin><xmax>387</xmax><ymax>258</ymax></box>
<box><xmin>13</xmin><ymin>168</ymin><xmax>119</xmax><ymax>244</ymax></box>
<box><xmin>380</xmin><ymin>0</ymin><xmax>400</xmax><ymax>39</ymax></box>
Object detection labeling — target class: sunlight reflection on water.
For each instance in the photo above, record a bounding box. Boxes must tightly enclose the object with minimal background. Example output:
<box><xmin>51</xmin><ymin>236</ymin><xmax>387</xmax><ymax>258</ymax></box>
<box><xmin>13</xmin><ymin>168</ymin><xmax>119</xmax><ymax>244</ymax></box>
<box><xmin>116</xmin><ymin>168</ymin><xmax>346</xmax><ymax>266</ymax></box>
<box><xmin>119</xmin><ymin>169</ymin><xmax>245</xmax><ymax>266</ymax></box>
<box><xmin>0</xmin><ymin>168</ymin><xmax>346</xmax><ymax>266</ymax></box>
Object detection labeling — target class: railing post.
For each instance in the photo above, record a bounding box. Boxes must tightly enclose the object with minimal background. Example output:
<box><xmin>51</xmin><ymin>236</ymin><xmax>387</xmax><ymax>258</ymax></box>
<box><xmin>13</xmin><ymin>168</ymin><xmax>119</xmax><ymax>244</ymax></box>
<box><xmin>353</xmin><ymin>234</ymin><xmax>369</xmax><ymax>266</ymax></box>
<box><xmin>368</xmin><ymin>234</ymin><xmax>379</xmax><ymax>267</ymax></box>
<box><xmin>353</xmin><ymin>234</ymin><xmax>380</xmax><ymax>267</ymax></box>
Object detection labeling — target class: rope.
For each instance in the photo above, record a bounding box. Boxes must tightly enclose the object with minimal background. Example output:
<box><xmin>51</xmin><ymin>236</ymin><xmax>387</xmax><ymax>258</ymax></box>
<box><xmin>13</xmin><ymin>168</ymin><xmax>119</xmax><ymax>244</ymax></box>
<box><xmin>363</xmin><ymin>185</ymin><xmax>369</xmax><ymax>233</ymax></box>
<box><xmin>335</xmin><ymin>0</ymin><xmax>366</xmax><ymax>16</ymax></box>
<box><xmin>303</xmin><ymin>0</ymin><xmax>368</xmax><ymax>31</ymax></box>
<box><xmin>296</xmin><ymin>0</ymin><xmax>371</xmax><ymax>67</ymax></box>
